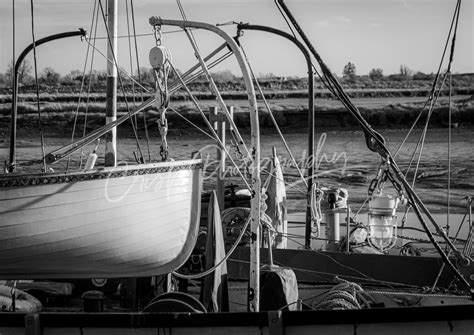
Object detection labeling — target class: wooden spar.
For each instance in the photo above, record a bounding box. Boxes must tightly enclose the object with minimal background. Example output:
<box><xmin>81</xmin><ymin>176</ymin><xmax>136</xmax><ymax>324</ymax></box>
<box><xmin>105</xmin><ymin>0</ymin><xmax>118</xmax><ymax>167</ymax></box>
<box><xmin>8</xmin><ymin>30</ymin><xmax>86</xmax><ymax>172</ymax></box>
<box><xmin>149</xmin><ymin>17</ymin><xmax>261</xmax><ymax>311</ymax></box>
<box><xmin>236</xmin><ymin>23</ymin><xmax>315</xmax><ymax>249</ymax></box>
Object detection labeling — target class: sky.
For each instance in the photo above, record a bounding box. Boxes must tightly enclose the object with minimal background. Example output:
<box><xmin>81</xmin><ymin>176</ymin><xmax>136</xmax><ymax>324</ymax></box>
<box><xmin>0</xmin><ymin>0</ymin><xmax>472</xmax><ymax>78</ymax></box>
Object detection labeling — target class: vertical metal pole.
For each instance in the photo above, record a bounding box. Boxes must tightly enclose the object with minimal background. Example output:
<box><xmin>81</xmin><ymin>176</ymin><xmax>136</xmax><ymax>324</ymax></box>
<box><xmin>346</xmin><ymin>207</ymin><xmax>351</xmax><ymax>253</ymax></box>
<box><xmin>305</xmin><ymin>68</ymin><xmax>315</xmax><ymax>249</ymax></box>
<box><xmin>105</xmin><ymin>0</ymin><xmax>117</xmax><ymax>167</ymax></box>
<box><xmin>211</xmin><ymin>106</ymin><xmax>227</xmax><ymax>211</ymax></box>
<box><xmin>469</xmin><ymin>197</ymin><xmax>472</xmax><ymax>230</ymax></box>
<box><xmin>235</xmin><ymin>23</ymin><xmax>315</xmax><ymax>249</ymax></box>
<box><xmin>9</xmin><ymin>76</ymin><xmax>19</xmax><ymax>173</ymax></box>
<box><xmin>326</xmin><ymin>210</ymin><xmax>340</xmax><ymax>251</ymax></box>
<box><xmin>249</xmin><ymin>107</ymin><xmax>261</xmax><ymax>313</ymax></box>
<box><xmin>9</xmin><ymin>0</ymin><xmax>16</xmax><ymax>172</ymax></box>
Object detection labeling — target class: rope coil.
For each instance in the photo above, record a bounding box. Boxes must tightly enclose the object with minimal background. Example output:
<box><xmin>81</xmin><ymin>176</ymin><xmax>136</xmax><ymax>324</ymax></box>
<box><xmin>312</xmin><ymin>278</ymin><xmax>367</xmax><ymax>310</ymax></box>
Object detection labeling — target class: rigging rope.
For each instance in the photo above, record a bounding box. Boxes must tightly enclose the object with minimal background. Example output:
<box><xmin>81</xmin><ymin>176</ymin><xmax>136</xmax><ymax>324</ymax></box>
<box><xmin>175</xmin><ymin>20</ymin><xmax>252</xmax><ymax>163</ymax></box>
<box><xmin>82</xmin><ymin>38</ymin><xmax>151</xmax><ymax>93</ymax></box>
<box><xmin>12</xmin><ymin>0</ymin><xmax>15</xmax><ymax>104</ymax></box>
<box><xmin>172</xmin><ymin>216</ymin><xmax>251</xmax><ymax>279</ymax></box>
<box><xmin>125</xmin><ymin>0</ymin><xmax>140</xmax><ymax>158</ymax></box>
<box><xmin>447</xmin><ymin>72</ymin><xmax>453</xmax><ymax>236</ymax></box>
<box><xmin>394</xmin><ymin>0</ymin><xmax>462</xmax><ymax>158</ymax></box>
<box><xmin>29</xmin><ymin>0</ymin><xmax>47</xmax><ymax>172</ymax></box>
<box><xmin>272</xmin><ymin>0</ymin><xmax>335</xmax><ymax>95</ymax></box>
<box><xmin>239</xmin><ymin>42</ymin><xmax>308</xmax><ymax>189</ymax></box>
<box><xmin>401</xmin><ymin>0</ymin><xmax>461</xmax><ymax>243</ymax></box>
<box><xmin>79</xmin><ymin>8</ymin><xmax>100</xmax><ymax>169</ymax></box>
<box><xmin>167</xmin><ymin>61</ymin><xmax>252</xmax><ymax>190</ymax></box>
<box><xmin>312</xmin><ymin>279</ymin><xmax>365</xmax><ymax>310</ymax></box>
<box><xmin>407</xmin><ymin>73</ymin><xmax>449</xmax><ymax>187</ymax></box>
<box><xmin>432</xmin><ymin>195</ymin><xmax>471</xmax><ymax>291</ymax></box>
<box><xmin>87</xmin><ymin>28</ymin><xmax>199</xmax><ymax>41</ymax></box>
<box><xmin>130</xmin><ymin>0</ymin><xmax>152</xmax><ymax>162</ymax></box>
<box><xmin>445</xmin><ymin>0</ymin><xmax>462</xmax><ymax>237</ymax></box>
<box><xmin>67</xmin><ymin>0</ymin><xmax>98</xmax><ymax>173</ymax></box>
<box><xmin>176</xmin><ymin>0</ymin><xmax>199</xmax><ymax>53</ymax></box>
<box><xmin>168</xmin><ymin>106</ymin><xmax>219</xmax><ymax>141</ymax></box>
<box><xmin>402</xmin><ymin>73</ymin><xmax>449</xmax><ymax>183</ymax></box>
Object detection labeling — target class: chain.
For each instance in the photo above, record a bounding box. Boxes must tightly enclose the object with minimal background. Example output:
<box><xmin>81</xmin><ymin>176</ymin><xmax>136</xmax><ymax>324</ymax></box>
<box><xmin>368</xmin><ymin>162</ymin><xmax>386</xmax><ymax>196</ymax></box>
<box><xmin>229</xmin><ymin>139</ymin><xmax>244</xmax><ymax>161</ymax></box>
<box><xmin>368</xmin><ymin>161</ymin><xmax>404</xmax><ymax>198</ymax></box>
<box><xmin>158</xmin><ymin>112</ymin><xmax>168</xmax><ymax>161</ymax></box>
<box><xmin>150</xmin><ymin>24</ymin><xmax>172</xmax><ymax>162</ymax></box>
<box><xmin>153</xmin><ymin>23</ymin><xmax>162</xmax><ymax>46</ymax></box>
<box><xmin>385</xmin><ymin>168</ymin><xmax>404</xmax><ymax>197</ymax></box>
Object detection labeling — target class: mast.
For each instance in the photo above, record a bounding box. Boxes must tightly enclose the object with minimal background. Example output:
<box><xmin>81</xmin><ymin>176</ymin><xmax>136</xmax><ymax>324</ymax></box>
<box><xmin>105</xmin><ymin>0</ymin><xmax>118</xmax><ymax>167</ymax></box>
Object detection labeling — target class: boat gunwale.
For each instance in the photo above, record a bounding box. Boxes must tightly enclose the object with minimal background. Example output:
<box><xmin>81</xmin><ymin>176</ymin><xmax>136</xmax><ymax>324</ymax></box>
<box><xmin>0</xmin><ymin>159</ymin><xmax>203</xmax><ymax>188</ymax></box>
<box><xmin>1</xmin><ymin>304</ymin><xmax>474</xmax><ymax>328</ymax></box>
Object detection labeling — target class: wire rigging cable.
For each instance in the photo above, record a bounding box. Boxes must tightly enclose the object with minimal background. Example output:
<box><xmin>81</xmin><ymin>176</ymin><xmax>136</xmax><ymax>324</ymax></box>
<box><xmin>172</xmin><ymin>2</ymin><xmax>253</xmax><ymax>164</ymax></box>
<box><xmin>79</xmin><ymin>5</ymin><xmax>101</xmax><ymax>169</ymax></box>
<box><xmin>130</xmin><ymin>0</ymin><xmax>152</xmax><ymax>162</ymax></box>
<box><xmin>393</xmin><ymin>0</ymin><xmax>462</xmax><ymax>158</ymax></box>
<box><xmin>167</xmin><ymin>61</ymin><xmax>251</xmax><ymax>191</ymax></box>
<box><xmin>29</xmin><ymin>0</ymin><xmax>47</xmax><ymax>172</ymax></box>
<box><xmin>182</xmin><ymin>30</ymin><xmax>252</xmax><ymax>162</ymax></box>
<box><xmin>239</xmin><ymin>42</ymin><xmax>308</xmax><ymax>189</ymax></box>
<box><xmin>390</xmin><ymin>1</ymin><xmax>462</xmax><ymax>239</ymax></box>
<box><xmin>81</xmin><ymin>39</ymin><xmax>151</xmax><ymax>93</ymax></box>
<box><xmin>67</xmin><ymin>0</ymin><xmax>99</xmax><ymax>173</ymax></box>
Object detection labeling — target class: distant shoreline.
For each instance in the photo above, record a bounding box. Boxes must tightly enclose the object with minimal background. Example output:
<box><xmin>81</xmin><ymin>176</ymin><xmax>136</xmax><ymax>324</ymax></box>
<box><xmin>1</xmin><ymin>94</ymin><xmax>472</xmax><ymax>138</ymax></box>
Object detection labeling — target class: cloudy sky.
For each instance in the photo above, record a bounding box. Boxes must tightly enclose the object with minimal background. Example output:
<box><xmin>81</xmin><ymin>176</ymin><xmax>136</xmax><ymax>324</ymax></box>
<box><xmin>0</xmin><ymin>0</ymin><xmax>472</xmax><ymax>77</ymax></box>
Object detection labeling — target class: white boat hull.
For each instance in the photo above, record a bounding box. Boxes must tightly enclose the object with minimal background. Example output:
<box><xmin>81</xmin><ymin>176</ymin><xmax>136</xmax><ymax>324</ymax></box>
<box><xmin>0</xmin><ymin>159</ymin><xmax>202</xmax><ymax>279</ymax></box>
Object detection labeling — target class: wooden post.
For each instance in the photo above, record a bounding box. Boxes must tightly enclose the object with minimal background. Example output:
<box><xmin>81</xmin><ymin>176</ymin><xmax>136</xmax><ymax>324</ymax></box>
<box><xmin>105</xmin><ymin>0</ymin><xmax>117</xmax><ymax>167</ymax></box>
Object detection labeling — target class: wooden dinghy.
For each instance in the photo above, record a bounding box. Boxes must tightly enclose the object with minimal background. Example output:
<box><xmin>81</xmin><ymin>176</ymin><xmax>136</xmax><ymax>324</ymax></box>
<box><xmin>0</xmin><ymin>159</ymin><xmax>202</xmax><ymax>279</ymax></box>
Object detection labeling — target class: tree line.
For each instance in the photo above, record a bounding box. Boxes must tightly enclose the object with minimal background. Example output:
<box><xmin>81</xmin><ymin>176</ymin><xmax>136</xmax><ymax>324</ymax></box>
<box><xmin>0</xmin><ymin>59</ymin><xmax>470</xmax><ymax>91</ymax></box>
<box><xmin>342</xmin><ymin>62</ymin><xmax>435</xmax><ymax>82</ymax></box>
